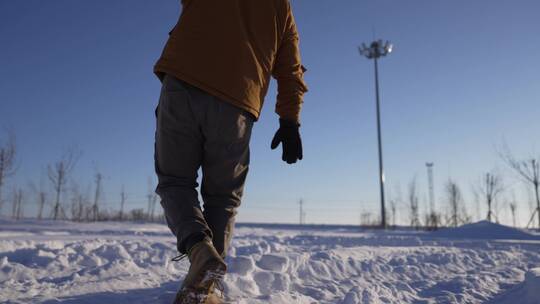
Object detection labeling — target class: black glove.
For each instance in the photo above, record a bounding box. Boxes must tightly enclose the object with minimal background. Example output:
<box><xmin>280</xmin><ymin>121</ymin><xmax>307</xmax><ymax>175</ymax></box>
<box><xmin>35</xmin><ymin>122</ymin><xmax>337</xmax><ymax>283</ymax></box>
<box><xmin>271</xmin><ymin>119</ymin><xmax>303</xmax><ymax>164</ymax></box>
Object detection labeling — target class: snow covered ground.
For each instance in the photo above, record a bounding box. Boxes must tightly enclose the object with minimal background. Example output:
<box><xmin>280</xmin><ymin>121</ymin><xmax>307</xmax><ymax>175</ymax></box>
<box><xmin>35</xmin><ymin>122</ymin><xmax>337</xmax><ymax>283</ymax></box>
<box><xmin>1</xmin><ymin>219</ymin><xmax>539</xmax><ymax>304</ymax></box>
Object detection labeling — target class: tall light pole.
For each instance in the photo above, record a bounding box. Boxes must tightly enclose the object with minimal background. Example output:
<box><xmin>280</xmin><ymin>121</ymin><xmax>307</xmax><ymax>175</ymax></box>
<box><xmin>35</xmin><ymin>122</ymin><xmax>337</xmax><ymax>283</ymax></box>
<box><xmin>359</xmin><ymin>40</ymin><xmax>393</xmax><ymax>229</ymax></box>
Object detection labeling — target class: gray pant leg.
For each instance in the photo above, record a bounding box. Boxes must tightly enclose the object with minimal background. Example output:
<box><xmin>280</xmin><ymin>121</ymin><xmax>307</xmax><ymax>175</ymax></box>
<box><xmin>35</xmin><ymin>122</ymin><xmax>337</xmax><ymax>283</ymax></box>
<box><xmin>154</xmin><ymin>75</ymin><xmax>212</xmax><ymax>254</ymax></box>
<box><xmin>155</xmin><ymin>74</ymin><xmax>253</xmax><ymax>256</ymax></box>
<box><xmin>200</xmin><ymin>100</ymin><xmax>254</xmax><ymax>257</ymax></box>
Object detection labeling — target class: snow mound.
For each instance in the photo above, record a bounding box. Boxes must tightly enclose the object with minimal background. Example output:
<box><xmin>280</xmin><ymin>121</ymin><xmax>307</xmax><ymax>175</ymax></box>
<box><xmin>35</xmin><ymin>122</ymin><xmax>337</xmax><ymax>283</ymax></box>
<box><xmin>489</xmin><ymin>268</ymin><xmax>540</xmax><ymax>304</ymax></box>
<box><xmin>431</xmin><ymin>220</ymin><xmax>540</xmax><ymax>240</ymax></box>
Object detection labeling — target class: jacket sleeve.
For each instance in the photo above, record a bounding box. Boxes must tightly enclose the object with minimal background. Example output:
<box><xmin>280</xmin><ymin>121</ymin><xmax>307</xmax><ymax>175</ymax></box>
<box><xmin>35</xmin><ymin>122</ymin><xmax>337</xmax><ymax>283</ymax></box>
<box><xmin>272</xmin><ymin>1</ymin><xmax>308</xmax><ymax>122</ymax></box>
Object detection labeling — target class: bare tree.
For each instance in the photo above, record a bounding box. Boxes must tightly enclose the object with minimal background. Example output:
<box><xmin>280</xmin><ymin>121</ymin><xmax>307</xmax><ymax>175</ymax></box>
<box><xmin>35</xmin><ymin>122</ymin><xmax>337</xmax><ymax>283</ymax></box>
<box><xmin>474</xmin><ymin>171</ymin><xmax>504</xmax><ymax>222</ymax></box>
<box><xmin>11</xmin><ymin>188</ymin><xmax>23</xmax><ymax>220</ymax></box>
<box><xmin>509</xmin><ymin>200</ymin><xmax>517</xmax><ymax>227</ymax></box>
<box><xmin>393</xmin><ymin>183</ymin><xmax>405</xmax><ymax>226</ymax></box>
<box><xmin>37</xmin><ymin>191</ymin><xmax>46</xmax><ymax>220</ymax></box>
<box><xmin>92</xmin><ymin>172</ymin><xmax>103</xmax><ymax>221</ymax></box>
<box><xmin>389</xmin><ymin>198</ymin><xmax>397</xmax><ymax>227</ymax></box>
<box><xmin>130</xmin><ymin>208</ymin><xmax>146</xmax><ymax>221</ymax></box>
<box><xmin>386</xmin><ymin>186</ymin><xmax>399</xmax><ymax>228</ymax></box>
<box><xmin>119</xmin><ymin>185</ymin><xmax>127</xmax><ymax>221</ymax></box>
<box><xmin>147</xmin><ymin>177</ymin><xmax>157</xmax><ymax>221</ymax></box>
<box><xmin>445</xmin><ymin>179</ymin><xmax>470</xmax><ymax>227</ymax></box>
<box><xmin>0</xmin><ymin>132</ymin><xmax>16</xmax><ymax>214</ymax></box>
<box><xmin>150</xmin><ymin>193</ymin><xmax>158</xmax><ymax>221</ymax></box>
<box><xmin>360</xmin><ymin>211</ymin><xmax>373</xmax><ymax>226</ymax></box>
<box><xmin>11</xmin><ymin>188</ymin><xmax>17</xmax><ymax>219</ymax></box>
<box><xmin>500</xmin><ymin>148</ymin><xmax>540</xmax><ymax>229</ymax></box>
<box><xmin>471</xmin><ymin>189</ymin><xmax>481</xmax><ymax>222</ymax></box>
<box><xmin>73</xmin><ymin>193</ymin><xmax>85</xmax><ymax>221</ymax></box>
<box><xmin>423</xmin><ymin>192</ymin><xmax>441</xmax><ymax>230</ymax></box>
<box><xmin>70</xmin><ymin>182</ymin><xmax>88</xmax><ymax>222</ymax></box>
<box><xmin>424</xmin><ymin>210</ymin><xmax>441</xmax><ymax>230</ymax></box>
<box><xmin>81</xmin><ymin>183</ymin><xmax>93</xmax><ymax>221</ymax></box>
<box><xmin>48</xmin><ymin>150</ymin><xmax>78</xmax><ymax>220</ymax></box>
<box><xmin>29</xmin><ymin>179</ymin><xmax>47</xmax><ymax>220</ymax></box>
<box><xmin>408</xmin><ymin>178</ymin><xmax>420</xmax><ymax>228</ymax></box>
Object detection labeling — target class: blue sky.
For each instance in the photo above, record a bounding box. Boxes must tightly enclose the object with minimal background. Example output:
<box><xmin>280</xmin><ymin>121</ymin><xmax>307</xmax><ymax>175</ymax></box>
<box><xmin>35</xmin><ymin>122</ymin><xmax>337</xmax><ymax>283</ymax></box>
<box><xmin>1</xmin><ymin>0</ymin><xmax>539</xmax><ymax>225</ymax></box>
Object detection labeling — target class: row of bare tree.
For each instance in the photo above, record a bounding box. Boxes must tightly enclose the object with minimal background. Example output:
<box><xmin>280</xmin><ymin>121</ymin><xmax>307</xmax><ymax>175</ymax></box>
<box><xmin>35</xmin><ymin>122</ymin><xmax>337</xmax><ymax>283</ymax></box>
<box><xmin>381</xmin><ymin>147</ymin><xmax>540</xmax><ymax>230</ymax></box>
<box><xmin>0</xmin><ymin>133</ymin><xmax>162</xmax><ymax>222</ymax></box>
<box><xmin>379</xmin><ymin>178</ymin><xmax>469</xmax><ymax>229</ymax></box>
<box><xmin>1</xmin><ymin>131</ymin><xmax>539</xmax><ymax>229</ymax></box>
<box><xmin>0</xmin><ymin>132</ymin><xmax>16</xmax><ymax>216</ymax></box>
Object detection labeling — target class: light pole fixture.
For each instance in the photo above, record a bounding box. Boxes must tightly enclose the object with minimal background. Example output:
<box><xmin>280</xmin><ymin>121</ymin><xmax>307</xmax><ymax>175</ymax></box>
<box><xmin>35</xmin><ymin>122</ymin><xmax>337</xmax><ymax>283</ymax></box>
<box><xmin>359</xmin><ymin>40</ymin><xmax>393</xmax><ymax>229</ymax></box>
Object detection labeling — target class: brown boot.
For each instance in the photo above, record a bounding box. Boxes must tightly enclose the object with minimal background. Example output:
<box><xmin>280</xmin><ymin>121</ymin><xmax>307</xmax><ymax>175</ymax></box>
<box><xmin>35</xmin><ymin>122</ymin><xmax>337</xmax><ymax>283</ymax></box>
<box><xmin>205</xmin><ymin>292</ymin><xmax>223</xmax><ymax>304</ymax></box>
<box><xmin>203</xmin><ymin>280</ymin><xmax>226</xmax><ymax>304</ymax></box>
<box><xmin>174</xmin><ymin>283</ymin><xmax>224</xmax><ymax>304</ymax></box>
<box><xmin>173</xmin><ymin>239</ymin><xmax>227</xmax><ymax>304</ymax></box>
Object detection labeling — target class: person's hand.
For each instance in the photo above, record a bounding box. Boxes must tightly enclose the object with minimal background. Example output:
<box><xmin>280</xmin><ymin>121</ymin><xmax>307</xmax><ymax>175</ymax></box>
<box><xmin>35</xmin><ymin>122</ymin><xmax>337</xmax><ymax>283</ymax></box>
<box><xmin>271</xmin><ymin>119</ymin><xmax>303</xmax><ymax>164</ymax></box>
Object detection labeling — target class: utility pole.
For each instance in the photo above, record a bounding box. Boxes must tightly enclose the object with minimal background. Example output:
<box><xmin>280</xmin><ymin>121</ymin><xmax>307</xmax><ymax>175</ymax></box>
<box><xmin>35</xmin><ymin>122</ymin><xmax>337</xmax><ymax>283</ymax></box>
<box><xmin>147</xmin><ymin>178</ymin><xmax>156</xmax><ymax>222</ymax></box>
<box><xmin>147</xmin><ymin>192</ymin><xmax>153</xmax><ymax>222</ymax></box>
<box><xmin>119</xmin><ymin>186</ymin><xmax>126</xmax><ymax>221</ymax></box>
<box><xmin>93</xmin><ymin>173</ymin><xmax>102</xmax><ymax>221</ymax></box>
<box><xmin>151</xmin><ymin>193</ymin><xmax>157</xmax><ymax>221</ymax></box>
<box><xmin>426</xmin><ymin>163</ymin><xmax>435</xmax><ymax>214</ymax></box>
<box><xmin>359</xmin><ymin>40</ymin><xmax>393</xmax><ymax>229</ymax></box>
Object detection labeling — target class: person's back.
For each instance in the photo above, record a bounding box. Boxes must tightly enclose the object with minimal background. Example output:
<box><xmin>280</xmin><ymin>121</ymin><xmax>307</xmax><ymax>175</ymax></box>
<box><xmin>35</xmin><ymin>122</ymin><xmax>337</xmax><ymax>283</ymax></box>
<box><xmin>153</xmin><ymin>1</ymin><xmax>307</xmax><ymax>303</ymax></box>
<box><xmin>155</xmin><ymin>0</ymin><xmax>307</xmax><ymax>121</ymax></box>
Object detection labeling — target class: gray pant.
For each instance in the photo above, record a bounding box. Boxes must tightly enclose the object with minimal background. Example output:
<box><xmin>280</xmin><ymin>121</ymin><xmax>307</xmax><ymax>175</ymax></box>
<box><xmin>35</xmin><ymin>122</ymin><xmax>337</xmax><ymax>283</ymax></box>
<box><xmin>154</xmin><ymin>74</ymin><xmax>254</xmax><ymax>256</ymax></box>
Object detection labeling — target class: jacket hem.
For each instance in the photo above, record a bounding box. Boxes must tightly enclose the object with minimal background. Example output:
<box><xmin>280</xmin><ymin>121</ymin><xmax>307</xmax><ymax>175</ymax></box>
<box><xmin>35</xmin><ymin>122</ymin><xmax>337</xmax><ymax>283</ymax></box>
<box><xmin>154</xmin><ymin>66</ymin><xmax>261</xmax><ymax>121</ymax></box>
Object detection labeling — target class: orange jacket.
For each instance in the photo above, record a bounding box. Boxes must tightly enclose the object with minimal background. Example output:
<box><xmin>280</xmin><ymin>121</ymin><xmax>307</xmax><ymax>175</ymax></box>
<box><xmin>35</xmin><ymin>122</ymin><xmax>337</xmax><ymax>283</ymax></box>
<box><xmin>154</xmin><ymin>0</ymin><xmax>308</xmax><ymax>122</ymax></box>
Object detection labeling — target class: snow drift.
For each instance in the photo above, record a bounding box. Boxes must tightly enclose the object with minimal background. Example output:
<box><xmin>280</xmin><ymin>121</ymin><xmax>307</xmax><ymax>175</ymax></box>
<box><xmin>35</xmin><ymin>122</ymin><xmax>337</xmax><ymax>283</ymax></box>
<box><xmin>0</xmin><ymin>219</ymin><xmax>539</xmax><ymax>303</ymax></box>
<box><xmin>488</xmin><ymin>268</ymin><xmax>540</xmax><ymax>304</ymax></box>
<box><xmin>431</xmin><ymin>220</ymin><xmax>540</xmax><ymax>240</ymax></box>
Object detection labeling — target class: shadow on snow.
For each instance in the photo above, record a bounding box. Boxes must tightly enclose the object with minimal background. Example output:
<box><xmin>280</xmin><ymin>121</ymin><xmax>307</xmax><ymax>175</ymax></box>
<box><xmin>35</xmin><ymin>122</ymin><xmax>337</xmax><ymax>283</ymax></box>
<box><xmin>40</xmin><ymin>281</ymin><xmax>178</xmax><ymax>304</ymax></box>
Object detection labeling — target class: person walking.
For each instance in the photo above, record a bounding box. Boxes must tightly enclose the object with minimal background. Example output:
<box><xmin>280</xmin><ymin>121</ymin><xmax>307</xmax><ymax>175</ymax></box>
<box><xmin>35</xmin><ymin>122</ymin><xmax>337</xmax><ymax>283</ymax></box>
<box><xmin>153</xmin><ymin>0</ymin><xmax>307</xmax><ymax>303</ymax></box>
